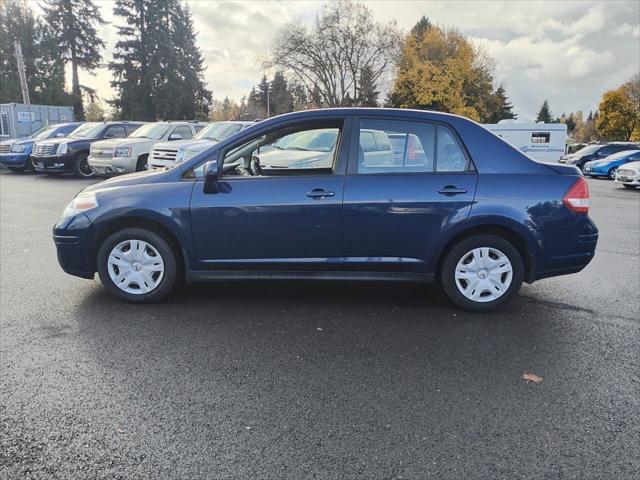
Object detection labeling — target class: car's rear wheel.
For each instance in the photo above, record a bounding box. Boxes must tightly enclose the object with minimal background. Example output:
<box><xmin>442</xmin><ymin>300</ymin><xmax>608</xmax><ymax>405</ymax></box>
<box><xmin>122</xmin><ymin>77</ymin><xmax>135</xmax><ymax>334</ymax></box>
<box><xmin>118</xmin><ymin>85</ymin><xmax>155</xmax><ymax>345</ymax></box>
<box><xmin>608</xmin><ymin>168</ymin><xmax>617</xmax><ymax>180</ymax></box>
<box><xmin>441</xmin><ymin>234</ymin><xmax>524</xmax><ymax>312</ymax></box>
<box><xmin>73</xmin><ymin>153</ymin><xmax>94</xmax><ymax>178</ymax></box>
<box><xmin>97</xmin><ymin>227</ymin><xmax>177</xmax><ymax>302</ymax></box>
<box><xmin>136</xmin><ymin>154</ymin><xmax>149</xmax><ymax>172</ymax></box>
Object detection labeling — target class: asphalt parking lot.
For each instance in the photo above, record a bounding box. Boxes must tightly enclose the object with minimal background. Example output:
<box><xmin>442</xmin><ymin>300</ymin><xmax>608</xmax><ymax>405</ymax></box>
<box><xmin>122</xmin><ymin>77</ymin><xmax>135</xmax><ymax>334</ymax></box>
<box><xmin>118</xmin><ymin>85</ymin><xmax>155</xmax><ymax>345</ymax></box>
<box><xmin>1</xmin><ymin>170</ymin><xmax>639</xmax><ymax>479</ymax></box>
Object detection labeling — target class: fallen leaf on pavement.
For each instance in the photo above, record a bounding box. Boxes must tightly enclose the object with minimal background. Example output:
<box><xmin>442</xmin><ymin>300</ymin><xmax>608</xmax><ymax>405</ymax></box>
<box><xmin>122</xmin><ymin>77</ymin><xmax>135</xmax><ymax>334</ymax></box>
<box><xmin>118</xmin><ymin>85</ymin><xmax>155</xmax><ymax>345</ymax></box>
<box><xmin>522</xmin><ymin>372</ymin><xmax>543</xmax><ymax>384</ymax></box>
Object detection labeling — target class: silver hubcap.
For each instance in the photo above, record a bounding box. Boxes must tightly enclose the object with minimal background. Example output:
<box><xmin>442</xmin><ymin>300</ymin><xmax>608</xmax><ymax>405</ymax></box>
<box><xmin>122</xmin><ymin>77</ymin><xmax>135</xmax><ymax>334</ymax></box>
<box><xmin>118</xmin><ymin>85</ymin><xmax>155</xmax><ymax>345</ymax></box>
<box><xmin>107</xmin><ymin>240</ymin><xmax>164</xmax><ymax>294</ymax></box>
<box><xmin>455</xmin><ymin>247</ymin><xmax>513</xmax><ymax>303</ymax></box>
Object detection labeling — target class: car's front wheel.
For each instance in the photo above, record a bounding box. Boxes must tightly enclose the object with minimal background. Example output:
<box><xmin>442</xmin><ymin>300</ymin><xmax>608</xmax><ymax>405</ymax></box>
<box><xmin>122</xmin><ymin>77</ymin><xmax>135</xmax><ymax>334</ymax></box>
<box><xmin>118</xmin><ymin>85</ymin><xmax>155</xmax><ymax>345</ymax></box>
<box><xmin>608</xmin><ymin>168</ymin><xmax>617</xmax><ymax>180</ymax></box>
<box><xmin>97</xmin><ymin>228</ymin><xmax>177</xmax><ymax>302</ymax></box>
<box><xmin>73</xmin><ymin>153</ymin><xmax>94</xmax><ymax>178</ymax></box>
<box><xmin>440</xmin><ymin>234</ymin><xmax>524</xmax><ymax>312</ymax></box>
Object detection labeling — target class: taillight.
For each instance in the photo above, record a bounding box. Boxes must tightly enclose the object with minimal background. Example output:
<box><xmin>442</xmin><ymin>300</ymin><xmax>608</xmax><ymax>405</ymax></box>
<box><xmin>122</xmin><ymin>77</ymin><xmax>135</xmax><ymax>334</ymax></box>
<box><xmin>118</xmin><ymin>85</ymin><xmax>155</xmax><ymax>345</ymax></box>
<box><xmin>563</xmin><ymin>177</ymin><xmax>589</xmax><ymax>214</ymax></box>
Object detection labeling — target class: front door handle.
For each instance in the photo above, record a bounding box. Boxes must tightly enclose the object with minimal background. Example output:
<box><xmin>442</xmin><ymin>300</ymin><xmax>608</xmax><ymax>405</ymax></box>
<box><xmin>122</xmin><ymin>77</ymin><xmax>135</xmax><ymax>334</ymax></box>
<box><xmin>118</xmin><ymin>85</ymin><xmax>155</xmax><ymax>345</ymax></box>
<box><xmin>438</xmin><ymin>185</ymin><xmax>467</xmax><ymax>196</ymax></box>
<box><xmin>307</xmin><ymin>189</ymin><xmax>335</xmax><ymax>199</ymax></box>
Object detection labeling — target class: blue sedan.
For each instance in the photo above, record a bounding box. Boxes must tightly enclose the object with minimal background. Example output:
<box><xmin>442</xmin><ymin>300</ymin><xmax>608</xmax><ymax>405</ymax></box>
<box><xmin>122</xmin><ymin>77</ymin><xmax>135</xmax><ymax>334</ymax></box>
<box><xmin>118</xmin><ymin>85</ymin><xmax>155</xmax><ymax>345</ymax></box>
<box><xmin>53</xmin><ymin>109</ymin><xmax>598</xmax><ymax>312</ymax></box>
<box><xmin>583</xmin><ymin>149</ymin><xmax>640</xmax><ymax>179</ymax></box>
<box><xmin>0</xmin><ymin>122</ymin><xmax>82</xmax><ymax>172</ymax></box>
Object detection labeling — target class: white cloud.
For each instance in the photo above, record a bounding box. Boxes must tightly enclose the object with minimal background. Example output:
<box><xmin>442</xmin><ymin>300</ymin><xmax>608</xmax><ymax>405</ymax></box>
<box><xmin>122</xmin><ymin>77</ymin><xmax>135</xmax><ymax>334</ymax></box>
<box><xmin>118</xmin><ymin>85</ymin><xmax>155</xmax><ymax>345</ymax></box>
<box><xmin>35</xmin><ymin>1</ymin><xmax>640</xmax><ymax>120</ymax></box>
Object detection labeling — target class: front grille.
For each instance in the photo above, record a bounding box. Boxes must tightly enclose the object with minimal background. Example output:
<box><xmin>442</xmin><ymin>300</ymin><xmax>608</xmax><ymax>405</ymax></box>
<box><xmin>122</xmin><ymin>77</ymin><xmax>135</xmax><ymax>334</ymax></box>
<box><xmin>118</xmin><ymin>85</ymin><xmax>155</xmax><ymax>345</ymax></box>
<box><xmin>0</xmin><ymin>144</ymin><xmax>11</xmax><ymax>154</ymax></box>
<box><xmin>616</xmin><ymin>169</ymin><xmax>634</xmax><ymax>177</ymax></box>
<box><xmin>91</xmin><ymin>148</ymin><xmax>113</xmax><ymax>159</ymax></box>
<box><xmin>32</xmin><ymin>143</ymin><xmax>56</xmax><ymax>156</ymax></box>
<box><xmin>151</xmin><ymin>147</ymin><xmax>178</xmax><ymax>163</ymax></box>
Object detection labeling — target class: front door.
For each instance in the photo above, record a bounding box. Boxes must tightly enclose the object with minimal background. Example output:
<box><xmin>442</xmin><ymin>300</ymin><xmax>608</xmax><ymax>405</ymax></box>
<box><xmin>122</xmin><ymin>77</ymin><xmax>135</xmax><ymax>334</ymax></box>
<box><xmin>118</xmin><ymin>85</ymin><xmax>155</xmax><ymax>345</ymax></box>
<box><xmin>342</xmin><ymin>117</ymin><xmax>478</xmax><ymax>274</ymax></box>
<box><xmin>189</xmin><ymin>119</ymin><xmax>349</xmax><ymax>271</ymax></box>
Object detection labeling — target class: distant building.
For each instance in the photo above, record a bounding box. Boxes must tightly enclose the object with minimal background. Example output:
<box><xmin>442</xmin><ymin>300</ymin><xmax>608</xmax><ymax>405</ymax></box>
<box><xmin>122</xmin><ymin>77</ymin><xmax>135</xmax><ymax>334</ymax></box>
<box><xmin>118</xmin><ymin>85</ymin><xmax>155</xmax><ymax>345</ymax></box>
<box><xmin>0</xmin><ymin>103</ymin><xmax>75</xmax><ymax>140</ymax></box>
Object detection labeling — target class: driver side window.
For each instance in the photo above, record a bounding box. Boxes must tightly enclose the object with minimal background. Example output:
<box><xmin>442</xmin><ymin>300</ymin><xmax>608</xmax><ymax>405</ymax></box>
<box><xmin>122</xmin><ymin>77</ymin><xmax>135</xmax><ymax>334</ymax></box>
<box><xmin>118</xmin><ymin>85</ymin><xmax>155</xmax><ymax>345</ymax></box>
<box><xmin>220</xmin><ymin>123</ymin><xmax>341</xmax><ymax>178</ymax></box>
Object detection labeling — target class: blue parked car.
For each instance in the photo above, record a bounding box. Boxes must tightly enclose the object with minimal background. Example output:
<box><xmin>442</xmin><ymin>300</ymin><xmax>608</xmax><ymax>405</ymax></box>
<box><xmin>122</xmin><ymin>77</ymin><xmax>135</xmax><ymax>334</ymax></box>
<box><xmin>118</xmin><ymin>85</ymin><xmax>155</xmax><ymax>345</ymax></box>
<box><xmin>53</xmin><ymin>109</ymin><xmax>598</xmax><ymax>312</ymax></box>
<box><xmin>583</xmin><ymin>149</ymin><xmax>640</xmax><ymax>179</ymax></box>
<box><xmin>0</xmin><ymin>122</ymin><xmax>82</xmax><ymax>172</ymax></box>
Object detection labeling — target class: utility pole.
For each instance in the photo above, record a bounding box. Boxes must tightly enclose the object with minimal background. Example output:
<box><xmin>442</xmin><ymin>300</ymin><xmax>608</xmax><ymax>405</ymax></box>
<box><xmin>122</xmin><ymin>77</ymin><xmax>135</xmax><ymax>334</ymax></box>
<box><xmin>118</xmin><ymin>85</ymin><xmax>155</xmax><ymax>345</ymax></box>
<box><xmin>14</xmin><ymin>41</ymin><xmax>30</xmax><ymax>105</ymax></box>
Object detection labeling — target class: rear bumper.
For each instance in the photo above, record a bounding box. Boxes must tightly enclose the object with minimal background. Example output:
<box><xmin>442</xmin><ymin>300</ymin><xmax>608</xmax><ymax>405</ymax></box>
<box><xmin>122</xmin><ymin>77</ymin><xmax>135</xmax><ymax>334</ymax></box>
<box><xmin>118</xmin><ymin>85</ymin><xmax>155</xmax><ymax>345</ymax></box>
<box><xmin>535</xmin><ymin>220</ymin><xmax>598</xmax><ymax>280</ymax></box>
<box><xmin>53</xmin><ymin>213</ymin><xmax>97</xmax><ymax>279</ymax></box>
<box><xmin>33</xmin><ymin>154</ymin><xmax>74</xmax><ymax>173</ymax></box>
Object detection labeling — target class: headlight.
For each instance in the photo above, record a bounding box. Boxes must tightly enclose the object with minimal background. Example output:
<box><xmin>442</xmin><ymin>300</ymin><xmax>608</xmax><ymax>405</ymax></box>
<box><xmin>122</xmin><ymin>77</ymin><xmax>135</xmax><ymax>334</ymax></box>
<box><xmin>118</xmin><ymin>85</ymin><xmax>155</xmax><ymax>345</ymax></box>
<box><xmin>114</xmin><ymin>147</ymin><xmax>131</xmax><ymax>157</ymax></box>
<box><xmin>11</xmin><ymin>144</ymin><xmax>26</xmax><ymax>153</ymax></box>
<box><xmin>57</xmin><ymin>143</ymin><xmax>68</xmax><ymax>155</ymax></box>
<box><xmin>175</xmin><ymin>149</ymin><xmax>185</xmax><ymax>163</ymax></box>
<box><xmin>61</xmin><ymin>192</ymin><xmax>99</xmax><ymax>218</ymax></box>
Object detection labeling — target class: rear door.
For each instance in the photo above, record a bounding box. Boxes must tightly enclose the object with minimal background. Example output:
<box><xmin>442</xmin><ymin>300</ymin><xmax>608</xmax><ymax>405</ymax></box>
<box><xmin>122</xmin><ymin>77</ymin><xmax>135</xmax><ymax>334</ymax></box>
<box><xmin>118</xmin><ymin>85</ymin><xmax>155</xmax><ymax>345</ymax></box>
<box><xmin>342</xmin><ymin>116</ymin><xmax>478</xmax><ymax>274</ymax></box>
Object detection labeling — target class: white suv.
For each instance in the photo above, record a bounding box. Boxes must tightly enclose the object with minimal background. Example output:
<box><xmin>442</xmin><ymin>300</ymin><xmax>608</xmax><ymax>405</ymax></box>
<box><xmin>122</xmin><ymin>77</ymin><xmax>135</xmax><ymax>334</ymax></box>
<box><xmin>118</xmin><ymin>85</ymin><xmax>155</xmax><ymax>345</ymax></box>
<box><xmin>148</xmin><ymin>121</ymin><xmax>255</xmax><ymax>169</ymax></box>
<box><xmin>88</xmin><ymin>121</ymin><xmax>206</xmax><ymax>176</ymax></box>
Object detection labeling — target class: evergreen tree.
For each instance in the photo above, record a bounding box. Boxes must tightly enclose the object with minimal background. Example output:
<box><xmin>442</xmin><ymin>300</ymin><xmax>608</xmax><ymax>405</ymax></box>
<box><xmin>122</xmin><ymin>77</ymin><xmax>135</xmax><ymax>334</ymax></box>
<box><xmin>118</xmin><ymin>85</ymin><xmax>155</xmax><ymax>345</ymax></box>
<box><xmin>357</xmin><ymin>66</ymin><xmax>379</xmax><ymax>106</ymax></box>
<box><xmin>257</xmin><ymin>75</ymin><xmax>271</xmax><ymax>115</ymax></box>
<box><xmin>270</xmin><ymin>71</ymin><xmax>294</xmax><ymax>115</ymax></box>
<box><xmin>487</xmin><ymin>85</ymin><xmax>516</xmax><ymax>123</ymax></box>
<box><xmin>410</xmin><ymin>16</ymin><xmax>432</xmax><ymax>38</ymax></box>
<box><xmin>109</xmin><ymin>0</ymin><xmax>211</xmax><ymax>120</ymax></box>
<box><xmin>41</xmin><ymin>0</ymin><xmax>105</xmax><ymax>120</ymax></box>
<box><xmin>0</xmin><ymin>0</ymin><xmax>70</xmax><ymax>105</ymax></box>
<box><xmin>535</xmin><ymin>100</ymin><xmax>553</xmax><ymax>123</ymax></box>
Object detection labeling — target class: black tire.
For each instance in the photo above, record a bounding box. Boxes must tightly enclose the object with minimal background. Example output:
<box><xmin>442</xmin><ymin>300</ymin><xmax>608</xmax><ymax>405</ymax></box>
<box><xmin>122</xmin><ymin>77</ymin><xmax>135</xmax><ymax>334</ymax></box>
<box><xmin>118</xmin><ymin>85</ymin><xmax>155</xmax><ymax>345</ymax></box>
<box><xmin>608</xmin><ymin>168</ymin><xmax>617</xmax><ymax>180</ymax></box>
<box><xmin>136</xmin><ymin>154</ymin><xmax>149</xmax><ymax>172</ymax></box>
<box><xmin>97</xmin><ymin>227</ymin><xmax>178</xmax><ymax>303</ymax></box>
<box><xmin>7</xmin><ymin>166</ymin><xmax>25</xmax><ymax>173</ymax></box>
<box><xmin>440</xmin><ymin>234</ymin><xmax>524</xmax><ymax>313</ymax></box>
<box><xmin>73</xmin><ymin>152</ymin><xmax>94</xmax><ymax>178</ymax></box>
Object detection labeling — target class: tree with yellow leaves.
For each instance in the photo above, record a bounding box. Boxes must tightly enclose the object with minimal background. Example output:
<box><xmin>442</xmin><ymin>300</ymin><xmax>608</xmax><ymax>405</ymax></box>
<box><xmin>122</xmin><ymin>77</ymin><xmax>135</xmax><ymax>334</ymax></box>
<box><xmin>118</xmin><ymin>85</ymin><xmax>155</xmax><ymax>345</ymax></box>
<box><xmin>388</xmin><ymin>19</ymin><xmax>508</xmax><ymax>123</ymax></box>
<box><xmin>596</xmin><ymin>83</ymin><xmax>638</xmax><ymax>141</ymax></box>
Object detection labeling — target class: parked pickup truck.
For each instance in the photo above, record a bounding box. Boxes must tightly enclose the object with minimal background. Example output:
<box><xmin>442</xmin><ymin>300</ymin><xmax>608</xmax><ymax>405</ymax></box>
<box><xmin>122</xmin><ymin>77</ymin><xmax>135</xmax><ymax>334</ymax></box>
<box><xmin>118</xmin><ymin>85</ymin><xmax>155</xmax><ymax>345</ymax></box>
<box><xmin>148</xmin><ymin>121</ymin><xmax>255</xmax><ymax>170</ymax></box>
<box><xmin>89</xmin><ymin>121</ymin><xmax>206</xmax><ymax>176</ymax></box>
<box><xmin>0</xmin><ymin>122</ymin><xmax>81</xmax><ymax>172</ymax></box>
<box><xmin>32</xmin><ymin>122</ymin><xmax>143</xmax><ymax>177</ymax></box>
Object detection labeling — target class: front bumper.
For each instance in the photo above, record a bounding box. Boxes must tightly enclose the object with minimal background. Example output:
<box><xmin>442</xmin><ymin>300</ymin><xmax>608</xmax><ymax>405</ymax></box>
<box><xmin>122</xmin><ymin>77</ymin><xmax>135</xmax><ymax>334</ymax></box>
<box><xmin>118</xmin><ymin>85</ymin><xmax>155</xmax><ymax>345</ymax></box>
<box><xmin>32</xmin><ymin>154</ymin><xmax>74</xmax><ymax>173</ymax></box>
<box><xmin>88</xmin><ymin>156</ymin><xmax>136</xmax><ymax>176</ymax></box>
<box><xmin>615</xmin><ymin>173</ymin><xmax>640</xmax><ymax>185</ymax></box>
<box><xmin>583</xmin><ymin>166</ymin><xmax>607</xmax><ymax>177</ymax></box>
<box><xmin>53</xmin><ymin>213</ymin><xmax>97</xmax><ymax>279</ymax></box>
<box><xmin>0</xmin><ymin>152</ymin><xmax>30</xmax><ymax>167</ymax></box>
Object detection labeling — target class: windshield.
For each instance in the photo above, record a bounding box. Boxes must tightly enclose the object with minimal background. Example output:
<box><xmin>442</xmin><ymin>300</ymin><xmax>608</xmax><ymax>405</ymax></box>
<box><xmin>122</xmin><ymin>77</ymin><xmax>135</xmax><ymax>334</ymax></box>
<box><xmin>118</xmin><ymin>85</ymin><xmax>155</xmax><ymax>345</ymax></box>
<box><xmin>601</xmin><ymin>149</ymin><xmax>640</xmax><ymax>161</ymax></box>
<box><xmin>129</xmin><ymin>123</ymin><xmax>170</xmax><ymax>140</ymax></box>
<box><xmin>71</xmin><ymin>123</ymin><xmax>104</xmax><ymax>139</ymax></box>
<box><xmin>32</xmin><ymin>125</ymin><xmax>57</xmax><ymax>140</ymax></box>
<box><xmin>272</xmin><ymin>129</ymin><xmax>338</xmax><ymax>152</ymax></box>
<box><xmin>196</xmin><ymin>123</ymin><xmax>243</xmax><ymax>141</ymax></box>
<box><xmin>576</xmin><ymin>145</ymin><xmax>600</xmax><ymax>157</ymax></box>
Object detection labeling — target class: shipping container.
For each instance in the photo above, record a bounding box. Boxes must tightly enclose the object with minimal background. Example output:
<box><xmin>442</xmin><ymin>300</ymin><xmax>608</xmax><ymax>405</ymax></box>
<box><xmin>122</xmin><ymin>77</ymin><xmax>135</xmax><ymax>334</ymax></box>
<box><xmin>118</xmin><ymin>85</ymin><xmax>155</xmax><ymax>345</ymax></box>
<box><xmin>0</xmin><ymin>103</ymin><xmax>75</xmax><ymax>140</ymax></box>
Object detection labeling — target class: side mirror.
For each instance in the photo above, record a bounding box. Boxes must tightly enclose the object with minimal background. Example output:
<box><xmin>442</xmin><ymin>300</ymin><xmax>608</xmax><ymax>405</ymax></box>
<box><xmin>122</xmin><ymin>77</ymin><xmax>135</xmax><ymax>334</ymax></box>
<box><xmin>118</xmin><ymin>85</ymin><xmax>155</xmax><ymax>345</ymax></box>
<box><xmin>204</xmin><ymin>160</ymin><xmax>219</xmax><ymax>180</ymax></box>
<box><xmin>169</xmin><ymin>133</ymin><xmax>182</xmax><ymax>141</ymax></box>
<box><xmin>203</xmin><ymin>160</ymin><xmax>219</xmax><ymax>194</ymax></box>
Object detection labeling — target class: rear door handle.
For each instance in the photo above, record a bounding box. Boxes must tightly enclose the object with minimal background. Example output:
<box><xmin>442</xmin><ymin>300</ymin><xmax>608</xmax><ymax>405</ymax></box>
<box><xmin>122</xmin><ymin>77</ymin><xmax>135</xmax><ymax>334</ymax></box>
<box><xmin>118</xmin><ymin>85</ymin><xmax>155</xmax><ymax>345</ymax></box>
<box><xmin>438</xmin><ymin>185</ymin><xmax>467</xmax><ymax>196</ymax></box>
<box><xmin>306</xmin><ymin>188</ymin><xmax>335</xmax><ymax>199</ymax></box>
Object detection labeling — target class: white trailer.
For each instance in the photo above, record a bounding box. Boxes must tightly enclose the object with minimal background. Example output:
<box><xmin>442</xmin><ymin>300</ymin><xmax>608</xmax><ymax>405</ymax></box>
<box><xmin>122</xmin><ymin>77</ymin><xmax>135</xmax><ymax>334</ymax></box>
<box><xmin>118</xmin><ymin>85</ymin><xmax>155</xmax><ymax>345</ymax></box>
<box><xmin>482</xmin><ymin>120</ymin><xmax>567</xmax><ymax>162</ymax></box>
<box><xmin>0</xmin><ymin>103</ymin><xmax>75</xmax><ymax>140</ymax></box>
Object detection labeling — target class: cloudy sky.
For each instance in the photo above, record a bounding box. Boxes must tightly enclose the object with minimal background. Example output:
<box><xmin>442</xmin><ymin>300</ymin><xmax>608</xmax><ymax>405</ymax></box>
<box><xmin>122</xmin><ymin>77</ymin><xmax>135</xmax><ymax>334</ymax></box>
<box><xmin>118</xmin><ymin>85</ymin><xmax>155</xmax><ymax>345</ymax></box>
<box><xmin>36</xmin><ymin>0</ymin><xmax>640</xmax><ymax>120</ymax></box>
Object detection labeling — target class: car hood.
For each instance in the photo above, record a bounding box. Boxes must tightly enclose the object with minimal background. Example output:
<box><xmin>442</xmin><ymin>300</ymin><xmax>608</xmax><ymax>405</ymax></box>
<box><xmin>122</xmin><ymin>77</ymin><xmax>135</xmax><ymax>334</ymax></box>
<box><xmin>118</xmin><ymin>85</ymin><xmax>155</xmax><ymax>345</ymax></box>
<box><xmin>82</xmin><ymin>169</ymin><xmax>167</xmax><ymax>193</ymax></box>
<box><xmin>38</xmin><ymin>136</ymin><xmax>90</xmax><ymax>146</ymax></box>
<box><xmin>153</xmin><ymin>139</ymin><xmax>206</xmax><ymax>151</ymax></box>
<box><xmin>181</xmin><ymin>140</ymin><xmax>218</xmax><ymax>153</ymax></box>
<box><xmin>98</xmin><ymin>137</ymin><xmax>156</xmax><ymax>149</ymax></box>
<box><xmin>618</xmin><ymin>161</ymin><xmax>640</xmax><ymax>172</ymax></box>
<box><xmin>258</xmin><ymin>148</ymin><xmax>332</xmax><ymax>168</ymax></box>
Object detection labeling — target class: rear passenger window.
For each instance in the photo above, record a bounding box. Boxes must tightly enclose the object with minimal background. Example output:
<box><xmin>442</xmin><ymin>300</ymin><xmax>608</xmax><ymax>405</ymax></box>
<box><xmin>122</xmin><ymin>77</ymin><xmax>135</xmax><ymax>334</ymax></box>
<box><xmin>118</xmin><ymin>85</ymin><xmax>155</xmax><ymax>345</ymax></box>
<box><xmin>357</xmin><ymin>119</ymin><xmax>435</xmax><ymax>173</ymax></box>
<box><xmin>436</xmin><ymin>126</ymin><xmax>469</xmax><ymax>172</ymax></box>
